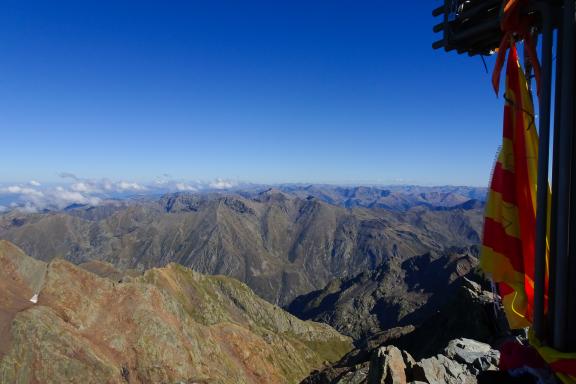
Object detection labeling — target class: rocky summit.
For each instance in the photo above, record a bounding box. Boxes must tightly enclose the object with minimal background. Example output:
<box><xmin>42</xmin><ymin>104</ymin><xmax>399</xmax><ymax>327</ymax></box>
<box><xmin>0</xmin><ymin>240</ymin><xmax>351</xmax><ymax>384</ymax></box>
<box><xmin>303</xmin><ymin>338</ymin><xmax>500</xmax><ymax>384</ymax></box>
<box><xmin>298</xmin><ymin>279</ymin><xmax>510</xmax><ymax>384</ymax></box>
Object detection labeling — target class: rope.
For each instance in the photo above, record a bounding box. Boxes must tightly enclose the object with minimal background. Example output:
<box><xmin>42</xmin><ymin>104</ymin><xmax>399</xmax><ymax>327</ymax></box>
<box><xmin>492</xmin><ymin>0</ymin><xmax>542</xmax><ymax>97</ymax></box>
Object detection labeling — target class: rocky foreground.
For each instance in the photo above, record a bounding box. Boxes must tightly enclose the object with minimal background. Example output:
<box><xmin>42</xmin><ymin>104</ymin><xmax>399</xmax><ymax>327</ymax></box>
<box><xmin>303</xmin><ymin>338</ymin><xmax>500</xmax><ymax>384</ymax></box>
<box><xmin>297</xmin><ymin>272</ymin><xmax>512</xmax><ymax>384</ymax></box>
<box><xmin>0</xmin><ymin>240</ymin><xmax>351</xmax><ymax>384</ymax></box>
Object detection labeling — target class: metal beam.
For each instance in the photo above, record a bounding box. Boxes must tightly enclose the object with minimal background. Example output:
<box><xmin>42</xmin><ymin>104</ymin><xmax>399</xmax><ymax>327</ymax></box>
<box><xmin>566</xmin><ymin>4</ymin><xmax>576</xmax><ymax>348</ymax></box>
<box><xmin>533</xmin><ymin>0</ymin><xmax>554</xmax><ymax>342</ymax></box>
<box><xmin>547</xmin><ymin>15</ymin><xmax>563</xmax><ymax>346</ymax></box>
<box><xmin>552</xmin><ymin>0</ymin><xmax>575</xmax><ymax>352</ymax></box>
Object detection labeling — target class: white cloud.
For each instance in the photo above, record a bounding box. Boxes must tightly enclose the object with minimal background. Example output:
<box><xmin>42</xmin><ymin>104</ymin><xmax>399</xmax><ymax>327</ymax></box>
<box><xmin>55</xmin><ymin>190</ymin><xmax>88</xmax><ymax>202</ymax></box>
<box><xmin>4</xmin><ymin>186</ymin><xmax>21</xmax><ymax>193</ymax></box>
<box><xmin>60</xmin><ymin>174</ymin><xmax>147</xmax><ymax>194</ymax></box>
<box><xmin>209</xmin><ymin>179</ymin><xmax>236</xmax><ymax>189</ymax></box>
<box><xmin>34</xmin><ymin>188</ymin><xmax>101</xmax><ymax>210</ymax></box>
<box><xmin>19</xmin><ymin>203</ymin><xmax>39</xmax><ymax>214</ymax></box>
<box><xmin>1</xmin><ymin>185</ymin><xmax>44</xmax><ymax>197</ymax></box>
<box><xmin>1</xmin><ymin>174</ymin><xmax>243</xmax><ymax>212</ymax></box>
<box><xmin>175</xmin><ymin>183</ymin><xmax>197</xmax><ymax>191</ymax></box>
<box><xmin>2</xmin><ymin>182</ymin><xmax>102</xmax><ymax>212</ymax></box>
<box><xmin>0</xmin><ymin>205</ymin><xmax>7</xmax><ymax>212</ymax></box>
<box><xmin>101</xmin><ymin>179</ymin><xmax>115</xmax><ymax>191</ymax></box>
<box><xmin>117</xmin><ymin>181</ymin><xmax>146</xmax><ymax>191</ymax></box>
<box><xmin>70</xmin><ymin>182</ymin><xmax>92</xmax><ymax>193</ymax></box>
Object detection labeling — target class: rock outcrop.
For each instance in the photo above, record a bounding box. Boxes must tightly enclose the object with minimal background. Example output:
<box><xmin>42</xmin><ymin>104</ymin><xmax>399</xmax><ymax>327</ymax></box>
<box><xmin>298</xmin><ymin>272</ymin><xmax>510</xmax><ymax>384</ymax></box>
<box><xmin>0</xmin><ymin>240</ymin><xmax>352</xmax><ymax>384</ymax></box>
<box><xmin>287</xmin><ymin>247</ymin><xmax>489</xmax><ymax>343</ymax></box>
<box><xmin>373</xmin><ymin>277</ymin><xmax>509</xmax><ymax>360</ymax></box>
<box><xmin>302</xmin><ymin>338</ymin><xmax>499</xmax><ymax>384</ymax></box>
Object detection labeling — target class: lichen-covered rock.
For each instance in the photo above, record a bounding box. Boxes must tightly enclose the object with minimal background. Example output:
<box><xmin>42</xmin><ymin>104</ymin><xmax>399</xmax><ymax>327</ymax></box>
<box><xmin>0</xmin><ymin>240</ymin><xmax>352</xmax><ymax>384</ymax></box>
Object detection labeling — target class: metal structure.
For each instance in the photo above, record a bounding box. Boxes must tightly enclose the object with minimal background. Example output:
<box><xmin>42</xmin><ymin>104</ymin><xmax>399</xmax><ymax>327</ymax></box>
<box><xmin>433</xmin><ymin>0</ymin><xmax>575</xmax><ymax>352</ymax></box>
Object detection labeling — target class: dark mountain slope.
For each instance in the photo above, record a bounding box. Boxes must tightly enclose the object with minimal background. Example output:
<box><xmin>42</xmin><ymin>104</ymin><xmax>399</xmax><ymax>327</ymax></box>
<box><xmin>287</xmin><ymin>246</ymin><xmax>485</xmax><ymax>341</ymax></box>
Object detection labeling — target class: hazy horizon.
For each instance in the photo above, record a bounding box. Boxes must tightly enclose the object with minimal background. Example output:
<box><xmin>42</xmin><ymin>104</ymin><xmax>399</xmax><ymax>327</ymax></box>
<box><xmin>0</xmin><ymin>176</ymin><xmax>487</xmax><ymax>213</ymax></box>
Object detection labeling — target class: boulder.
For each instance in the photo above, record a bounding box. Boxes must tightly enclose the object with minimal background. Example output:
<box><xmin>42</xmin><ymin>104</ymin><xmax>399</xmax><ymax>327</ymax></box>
<box><xmin>301</xmin><ymin>337</ymin><xmax>501</xmax><ymax>384</ymax></box>
<box><xmin>367</xmin><ymin>345</ymin><xmax>407</xmax><ymax>384</ymax></box>
<box><xmin>444</xmin><ymin>338</ymin><xmax>499</xmax><ymax>370</ymax></box>
<box><xmin>412</xmin><ymin>354</ymin><xmax>476</xmax><ymax>384</ymax></box>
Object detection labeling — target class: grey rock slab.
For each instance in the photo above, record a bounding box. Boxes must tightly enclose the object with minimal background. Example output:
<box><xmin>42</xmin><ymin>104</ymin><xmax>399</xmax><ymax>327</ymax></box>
<box><xmin>367</xmin><ymin>345</ymin><xmax>407</xmax><ymax>384</ymax></box>
<box><xmin>444</xmin><ymin>338</ymin><xmax>494</xmax><ymax>366</ymax></box>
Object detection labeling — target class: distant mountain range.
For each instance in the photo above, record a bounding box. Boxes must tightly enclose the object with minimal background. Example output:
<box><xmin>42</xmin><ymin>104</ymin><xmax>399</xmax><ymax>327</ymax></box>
<box><xmin>0</xmin><ymin>182</ymin><xmax>486</xmax><ymax>213</ymax></box>
<box><xmin>0</xmin><ymin>186</ymin><xmax>485</xmax><ymax>306</ymax></box>
<box><xmin>275</xmin><ymin>185</ymin><xmax>486</xmax><ymax>210</ymax></box>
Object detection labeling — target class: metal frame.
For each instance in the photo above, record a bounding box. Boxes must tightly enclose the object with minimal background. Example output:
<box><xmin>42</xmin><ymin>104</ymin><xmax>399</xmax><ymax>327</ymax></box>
<box><xmin>552</xmin><ymin>0</ymin><xmax>575</xmax><ymax>351</ymax></box>
<box><xmin>533</xmin><ymin>0</ymin><xmax>553</xmax><ymax>341</ymax></box>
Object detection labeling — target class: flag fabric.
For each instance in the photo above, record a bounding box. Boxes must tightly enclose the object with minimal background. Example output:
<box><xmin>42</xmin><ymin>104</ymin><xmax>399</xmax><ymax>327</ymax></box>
<box><xmin>481</xmin><ymin>42</ymin><xmax>539</xmax><ymax>329</ymax></box>
<box><xmin>529</xmin><ymin>330</ymin><xmax>576</xmax><ymax>384</ymax></box>
<box><xmin>482</xmin><ymin>41</ymin><xmax>576</xmax><ymax>384</ymax></box>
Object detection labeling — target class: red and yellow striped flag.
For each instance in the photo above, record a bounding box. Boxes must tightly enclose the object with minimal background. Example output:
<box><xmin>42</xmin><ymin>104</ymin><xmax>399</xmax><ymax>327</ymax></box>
<box><xmin>480</xmin><ymin>42</ymin><xmax>539</xmax><ymax>329</ymax></box>
<box><xmin>482</xmin><ymin>35</ymin><xmax>576</xmax><ymax>384</ymax></box>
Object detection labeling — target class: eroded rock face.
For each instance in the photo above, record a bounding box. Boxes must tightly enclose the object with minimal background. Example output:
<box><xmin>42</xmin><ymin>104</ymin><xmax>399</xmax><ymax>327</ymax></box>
<box><xmin>0</xmin><ymin>240</ymin><xmax>352</xmax><ymax>384</ymax></box>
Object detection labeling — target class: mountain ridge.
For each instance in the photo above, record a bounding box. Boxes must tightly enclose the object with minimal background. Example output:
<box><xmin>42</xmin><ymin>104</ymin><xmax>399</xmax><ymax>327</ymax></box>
<box><xmin>0</xmin><ymin>240</ymin><xmax>351</xmax><ymax>384</ymax></box>
<box><xmin>0</xmin><ymin>189</ymin><xmax>484</xmax><ymax>306</ymax></box>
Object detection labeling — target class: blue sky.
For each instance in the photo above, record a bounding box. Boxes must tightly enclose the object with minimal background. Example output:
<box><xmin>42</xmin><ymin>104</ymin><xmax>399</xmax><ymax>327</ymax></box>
<box><xmin>0</xmin><ymin>0</ymin><xmax>505</xmax><ymax>186</ymax></box>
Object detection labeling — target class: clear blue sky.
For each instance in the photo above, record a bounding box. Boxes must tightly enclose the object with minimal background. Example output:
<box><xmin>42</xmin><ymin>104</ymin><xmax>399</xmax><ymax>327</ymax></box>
<box><xmin>0</xmin><ymin>0</ymin><xmax>505</xmax><ymax>186</ymax></box>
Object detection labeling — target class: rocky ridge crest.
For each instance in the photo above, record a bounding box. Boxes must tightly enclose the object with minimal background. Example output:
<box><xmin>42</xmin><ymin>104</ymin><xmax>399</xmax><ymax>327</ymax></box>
<box><xmin>0</xmin><ymin>240</ymin><xmax>351</xmax><ymax>384</ymax></box>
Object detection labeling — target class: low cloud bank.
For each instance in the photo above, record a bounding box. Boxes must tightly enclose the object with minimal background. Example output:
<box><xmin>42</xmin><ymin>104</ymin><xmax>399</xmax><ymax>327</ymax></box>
<box><xmin>0</xmin><ymin>174</ymin><xmax>239</xmax><ymax>213</ymax></box>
